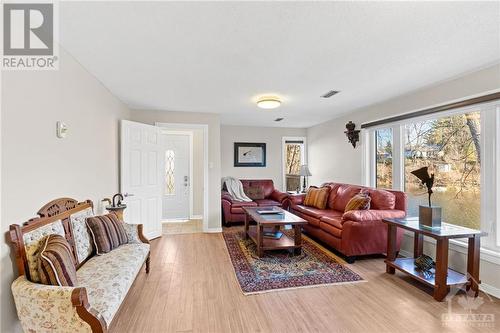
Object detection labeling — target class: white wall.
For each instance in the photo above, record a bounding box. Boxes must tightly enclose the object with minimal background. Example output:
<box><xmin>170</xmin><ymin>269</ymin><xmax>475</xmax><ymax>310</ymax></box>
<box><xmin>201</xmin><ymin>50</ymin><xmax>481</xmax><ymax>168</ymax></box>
<box><xmin>221</xmin><ymin>125</ymin><xmax>307</xmax><ymax>190</ymax></box>
<box><xmin>1</xmin><ymin>48</ymin><xmax>131</xmax><ymax>332</ymax></box>
<box><xmin>129</xmin><ymin>110</ymin><xmax>221</xmax><ymax>230</ymax></box>
<box><xmin>307</xmin><ymin>63</ymin><xmax>500</xmax><ymax>296</ymax></box>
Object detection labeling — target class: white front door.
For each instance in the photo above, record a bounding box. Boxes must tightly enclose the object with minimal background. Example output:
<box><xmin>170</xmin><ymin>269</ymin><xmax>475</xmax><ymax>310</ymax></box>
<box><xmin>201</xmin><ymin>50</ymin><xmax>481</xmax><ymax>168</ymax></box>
<box><xmin>120</xmin><ymin>120</ymin><xmax>163</xmax><ymax>239</ymax></box>
<box><xmin>162</xmin><ymin>133</ymin><xmax>190</xmax><ymax>219</ymax></box>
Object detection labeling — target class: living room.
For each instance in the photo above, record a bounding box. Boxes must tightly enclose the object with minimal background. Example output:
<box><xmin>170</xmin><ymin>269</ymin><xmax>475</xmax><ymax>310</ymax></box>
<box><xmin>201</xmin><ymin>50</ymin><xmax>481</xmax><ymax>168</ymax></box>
<box><xmin>1</xmin><ymin>1</ymin><xmax>500</xmax><ymax>332</ymax></box>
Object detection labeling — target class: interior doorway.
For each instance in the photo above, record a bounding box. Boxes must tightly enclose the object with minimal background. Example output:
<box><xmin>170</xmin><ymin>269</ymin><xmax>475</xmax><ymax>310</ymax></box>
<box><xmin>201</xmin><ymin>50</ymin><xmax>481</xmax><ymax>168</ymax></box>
<box><xmin>282</xmin><ymin>137</ymin><xmax>307</xmax><ymax>192</ymax></box>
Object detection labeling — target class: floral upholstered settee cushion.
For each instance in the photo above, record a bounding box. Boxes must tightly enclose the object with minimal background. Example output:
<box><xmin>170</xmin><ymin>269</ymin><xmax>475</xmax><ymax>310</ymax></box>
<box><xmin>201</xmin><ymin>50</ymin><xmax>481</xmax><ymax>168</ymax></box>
<box><xmin>69</xmin><ymin>207</ymin><xmax>95</xmax><ymax>264</ymax></box>
<box><xmin>76</xmin><ymin>243</ymin><xmax>150</xmax><ymax>325</ymax></box>
<box><xmin>23</xmin><ymin>220</ymin><xmax>66</xmax><ymax>283</ymax></box>
<box><xmin>12</xmin><ymin>276</ymin><xmax>92</xmax><ymax>333</ymax></box>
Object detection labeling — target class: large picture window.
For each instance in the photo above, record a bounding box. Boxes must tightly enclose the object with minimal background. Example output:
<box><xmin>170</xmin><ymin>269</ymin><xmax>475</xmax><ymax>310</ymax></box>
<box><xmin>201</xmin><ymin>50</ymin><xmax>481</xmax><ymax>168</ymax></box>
<box><xmin>404</xmin><ymin>112</ymin><xmax>481</xmax><ymax>229</ymax></box>
<box><xmin>365</xmin><ymin>101</ymin><xmax>499</xmax><ymax>251</ymax></box>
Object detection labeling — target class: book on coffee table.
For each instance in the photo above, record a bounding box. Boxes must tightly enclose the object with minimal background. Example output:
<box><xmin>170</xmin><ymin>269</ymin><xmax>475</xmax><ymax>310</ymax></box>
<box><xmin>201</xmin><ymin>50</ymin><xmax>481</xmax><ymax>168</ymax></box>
<box><xmin>256</xmin><ymin>208</ymin><xmax>284</xmax><ymax>215</ymax></box>
<box><xmin>263</xmin><ymin>231</ymin><xmax>283</xmax><ymax>239</ymax></box>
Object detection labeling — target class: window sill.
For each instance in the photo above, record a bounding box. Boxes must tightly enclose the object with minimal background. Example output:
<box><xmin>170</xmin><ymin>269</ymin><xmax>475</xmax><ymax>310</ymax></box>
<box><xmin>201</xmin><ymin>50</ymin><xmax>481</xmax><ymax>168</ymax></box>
<box><xmin>402</xmin><ymin>230</ymin><xmax>500</xmax><ymax>266</ymax></box>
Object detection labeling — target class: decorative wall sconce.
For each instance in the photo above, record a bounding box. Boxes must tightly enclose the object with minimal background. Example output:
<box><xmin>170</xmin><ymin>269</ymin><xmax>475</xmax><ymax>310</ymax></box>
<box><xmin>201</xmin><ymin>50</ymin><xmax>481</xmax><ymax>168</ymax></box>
<box><xmin>344</xmin><ymin>121</ymin><xmax>360</xmax><ymax>148</ymax></box>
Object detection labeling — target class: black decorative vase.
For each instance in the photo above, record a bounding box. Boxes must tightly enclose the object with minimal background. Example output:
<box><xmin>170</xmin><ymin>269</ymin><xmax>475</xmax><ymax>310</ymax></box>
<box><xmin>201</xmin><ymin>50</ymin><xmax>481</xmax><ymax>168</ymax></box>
<box><xmin>419</xmin><ymin>205</ymin><xmax>442</xmax><ymax>229</ymax></box>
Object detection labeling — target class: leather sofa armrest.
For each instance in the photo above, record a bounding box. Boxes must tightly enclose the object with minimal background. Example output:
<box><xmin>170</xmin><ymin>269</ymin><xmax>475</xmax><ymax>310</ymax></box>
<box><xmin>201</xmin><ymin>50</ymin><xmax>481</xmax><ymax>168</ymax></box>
<box><xmin>342</xmin><ymin>209</ymin><xmax>406</xmax><ymax>223</ymax></box>
<box><xmin>289</xmin><ymin>193</ymin><xmax>306</xmax><ymax>205</ymax></box>
<box><xmin>221</xmin><ymin>191</ymin><xmax>234</xmax><ymax>203</ymax></box>
<box><xmin>269</xmin><ymin>190</ymin><xmax>288</xmax><ymax>203</ymax></box>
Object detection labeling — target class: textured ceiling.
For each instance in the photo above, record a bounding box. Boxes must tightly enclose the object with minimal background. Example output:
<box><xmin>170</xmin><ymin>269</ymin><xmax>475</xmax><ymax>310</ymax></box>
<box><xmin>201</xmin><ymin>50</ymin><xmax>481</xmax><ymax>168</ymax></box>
<box><xmin>60</xmin><ymin>1</ymin><xmax>500</xmax><ymax>127</ymax></box>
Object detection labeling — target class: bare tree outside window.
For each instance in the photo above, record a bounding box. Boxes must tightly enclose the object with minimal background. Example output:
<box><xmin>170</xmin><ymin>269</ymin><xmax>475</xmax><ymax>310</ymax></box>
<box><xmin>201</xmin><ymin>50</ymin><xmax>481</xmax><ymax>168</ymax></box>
<box><xmin>376</xmin><ymin>128</ymin><xmax>393</xmax><ymax>188</ymax></box>
<box><xmin>404</xmin><ymin>112</ymin><xmax>481</xmax><ymax>229</ymax></box>
<box><xmin>285</xmin><ymin>144</ymin><xmax>302</xmax><ymax>191</ymax></box>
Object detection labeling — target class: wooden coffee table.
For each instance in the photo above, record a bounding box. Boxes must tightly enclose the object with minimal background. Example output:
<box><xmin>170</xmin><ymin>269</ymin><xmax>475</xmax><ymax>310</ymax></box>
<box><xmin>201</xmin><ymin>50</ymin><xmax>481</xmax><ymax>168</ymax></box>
<box><xmin>242</xmin><ymin>207</ymin><xmax>307</xmax><ymax>258</ymax></box>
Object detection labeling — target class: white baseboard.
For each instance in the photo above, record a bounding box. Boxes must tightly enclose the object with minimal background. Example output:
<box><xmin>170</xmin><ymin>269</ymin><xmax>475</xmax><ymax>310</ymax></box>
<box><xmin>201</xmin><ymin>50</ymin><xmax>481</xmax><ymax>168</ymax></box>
<box><xmin>204</xmin><ymin>227</ymin><xmax>222</xmax><ymax>233</ymax></box>
<box><xmin>190</xmin><ymin>215</ymin><xmax>203</xmax><ymax>220</ymax></box>
<box><xmin>480</xmin><ymin>283</ymin><xmax>500</xmax><ymax>299</ymax></box>
<box><xmin>397</xmin><ymin>249</ymin><xmax>500</xmax><ymax>299</ymax></box>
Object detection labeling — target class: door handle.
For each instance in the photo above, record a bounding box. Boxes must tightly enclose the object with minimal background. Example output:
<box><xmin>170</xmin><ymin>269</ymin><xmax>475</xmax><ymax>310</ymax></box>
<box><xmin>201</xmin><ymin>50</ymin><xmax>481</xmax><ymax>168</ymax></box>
<box><xmin>123</xmin><ymin>193</ymin><xmax>135</xmax><ymax>197</ymax></box>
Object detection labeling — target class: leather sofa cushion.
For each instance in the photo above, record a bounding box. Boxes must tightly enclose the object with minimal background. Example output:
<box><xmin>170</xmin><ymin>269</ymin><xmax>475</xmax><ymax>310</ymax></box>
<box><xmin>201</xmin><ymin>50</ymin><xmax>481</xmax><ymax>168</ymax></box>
<box><xmin>241</xmin><ymin>180</ymin><xmax>275</xmax><ymax>198</ymax></box>
<box><xmin>292</xmin><ymin>205</ymin><xmax>342</xmax><ymax>219</ymax></box>
<box><xmin>291</xmin><ymin>209</ymin><xmax>320</xmax><ymax>227</ymax></box>
<box><xmin>244</xmin><ymin>186</ymin><xmax>265</xmax><ymax>200</ymax></box>
<box><xmin>230</xmin><ymin>201</ymin><xmax>258</xmax><ymax>208</ymax></box>
<box><xmin>254</xmin><ymin>199</ymin><xmax>281</xmax><ymax>207</ymax></box>
<box><xmin>331</xmin><ymin>184</ymin><xmax>362</xmax><ymax>212</ymax></box>
<box><xmin>320</xmin><ymin>215</ymin><xmax>343</xmax><ymax>229</ymax></box>
<box><xmin>319</xmin><ymin>222</ymin><xmax>342</xmax><ymax>238</ymax></box>
<box><xmin>366</xmin><ymin>189</ymin><xmax>396</xmax><ymax>210</ymax></box>
<box><xmin>325</xmin><ymin>183</ymin><xmax>341</xmax><ymax>209</ymax></box>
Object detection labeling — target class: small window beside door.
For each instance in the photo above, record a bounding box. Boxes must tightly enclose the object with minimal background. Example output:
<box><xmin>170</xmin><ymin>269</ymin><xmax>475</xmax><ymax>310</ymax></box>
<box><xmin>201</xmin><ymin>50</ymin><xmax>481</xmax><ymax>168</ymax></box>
<box><xmin>165</xmin><ymin>150</ymin><xmax>175</xmax><ymax>195</ymax></box>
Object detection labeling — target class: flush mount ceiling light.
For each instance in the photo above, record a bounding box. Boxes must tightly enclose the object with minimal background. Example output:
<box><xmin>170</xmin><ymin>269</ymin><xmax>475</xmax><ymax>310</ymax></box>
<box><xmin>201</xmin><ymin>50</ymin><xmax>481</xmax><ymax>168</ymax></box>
<box><xmin>256</xmin><ymin>96</ymin><xmax>281</xmax><ymax>109</ymax></box>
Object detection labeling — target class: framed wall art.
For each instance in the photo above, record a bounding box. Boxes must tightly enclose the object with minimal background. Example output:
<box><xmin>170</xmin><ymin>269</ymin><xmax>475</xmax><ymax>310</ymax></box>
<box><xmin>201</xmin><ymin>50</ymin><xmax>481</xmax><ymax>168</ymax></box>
<box><xmin>234</xmin><ymin>142</ymin><xmax>266</xmax><ymax>167</ymax></box>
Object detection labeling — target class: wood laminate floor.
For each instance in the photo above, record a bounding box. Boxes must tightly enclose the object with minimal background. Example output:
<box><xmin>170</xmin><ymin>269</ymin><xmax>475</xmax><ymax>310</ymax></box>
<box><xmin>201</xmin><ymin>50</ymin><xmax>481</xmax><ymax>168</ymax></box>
<box><xmin>110</xmin><ymin>230</ymin><xmax>500</xmax><ymax>333</ymax></box>
<box><xmin>162</xmin><ymin>220</ymin><xmax>203</xmax><ymax>235</ymax></box>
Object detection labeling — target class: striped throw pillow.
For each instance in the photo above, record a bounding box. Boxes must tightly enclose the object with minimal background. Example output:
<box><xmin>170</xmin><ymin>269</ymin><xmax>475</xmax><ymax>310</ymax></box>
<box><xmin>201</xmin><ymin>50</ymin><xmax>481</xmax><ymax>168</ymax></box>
<box><xmin>344</xmin><ymin>192</ymin><xmax>371</xmax><ymax>212</ymax></box>
<box><xmin>86</xmin><ymin>214</ymin><xmax>129</xmax><ymax>255</ymax></box>
<box><xmin>303</xmin><ymin>186</ymin><xmax>330</xmax><ymax>209</ymax></box>
<box><xmin>37</xmin><ymin>234</ymin><xmax>77</xmax><ymax>286</ymax></box>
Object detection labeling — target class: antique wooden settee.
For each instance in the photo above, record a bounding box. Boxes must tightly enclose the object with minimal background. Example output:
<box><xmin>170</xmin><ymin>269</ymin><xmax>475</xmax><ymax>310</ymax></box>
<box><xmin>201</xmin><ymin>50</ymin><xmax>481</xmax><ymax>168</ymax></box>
<box><xmin>8</xmin><ymin>198</ymin><xmax>151</xmax><ymax>332</ymax></box>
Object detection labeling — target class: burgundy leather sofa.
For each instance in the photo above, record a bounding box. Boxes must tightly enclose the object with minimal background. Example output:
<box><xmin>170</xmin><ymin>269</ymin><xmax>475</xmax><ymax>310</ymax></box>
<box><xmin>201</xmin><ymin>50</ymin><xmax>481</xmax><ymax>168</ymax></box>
<box><xmin>287</xmin><ymin>182</ymin><xmax>407</xmax><ymax>263</ymax></box>
<box><xmin>221</xmin><ymin>179</ymin><xmax>289</xmax><ymax>225</ymax></box>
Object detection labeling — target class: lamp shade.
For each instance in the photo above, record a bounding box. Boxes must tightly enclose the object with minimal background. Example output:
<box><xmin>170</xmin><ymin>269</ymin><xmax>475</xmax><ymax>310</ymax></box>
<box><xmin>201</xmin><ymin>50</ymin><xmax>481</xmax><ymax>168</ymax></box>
<box><xmin>299</xmin><ymin>165</ymin><xmax>312</xmax><ymax>177</ymax></box>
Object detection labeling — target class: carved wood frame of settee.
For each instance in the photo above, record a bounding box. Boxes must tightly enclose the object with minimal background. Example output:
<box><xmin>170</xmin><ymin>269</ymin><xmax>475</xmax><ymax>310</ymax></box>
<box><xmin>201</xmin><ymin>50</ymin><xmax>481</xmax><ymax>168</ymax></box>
<box><xmin>8</xmin><ymin>197</ymin><xmax>150</xmax><ymax>333</ymax></box>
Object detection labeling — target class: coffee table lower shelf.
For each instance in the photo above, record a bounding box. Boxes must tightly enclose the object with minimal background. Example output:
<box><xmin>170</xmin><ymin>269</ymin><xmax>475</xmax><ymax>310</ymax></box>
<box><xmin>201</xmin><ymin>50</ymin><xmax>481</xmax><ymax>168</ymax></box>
<box><xmin>247</xmin><ymin>226</ymin><xmax>299</xmax><ymax>250</ymax></box>
<box><xmin>385</xmin><ymin>258</ymin><xmax>468</xmax><ymax>287</ymax></box>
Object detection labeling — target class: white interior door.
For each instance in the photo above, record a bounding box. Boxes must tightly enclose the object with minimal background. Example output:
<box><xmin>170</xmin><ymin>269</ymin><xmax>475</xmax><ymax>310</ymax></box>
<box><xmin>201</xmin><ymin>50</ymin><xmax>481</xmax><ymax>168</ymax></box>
<box><xmin>162</xmin><ymin>133</ymin><xmax>190</xmax><ymax>219</ymax></box>
<box><xmin>120</xmin><ymin>120</ymin><xmax>163</xmax><ymax>239</ymax></box>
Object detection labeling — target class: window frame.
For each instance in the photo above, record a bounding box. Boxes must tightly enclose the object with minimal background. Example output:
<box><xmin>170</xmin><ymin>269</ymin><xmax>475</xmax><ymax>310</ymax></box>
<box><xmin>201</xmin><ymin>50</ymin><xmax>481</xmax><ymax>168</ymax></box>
<box><xmin>364</xmin><ymin>101</ymin><xmax>500</xmax><ymax>253</ymax></box>
<box><xmin>281</xmin><ymin>136</ymin><xmax>307</xmax><ymax>192</ymax></box>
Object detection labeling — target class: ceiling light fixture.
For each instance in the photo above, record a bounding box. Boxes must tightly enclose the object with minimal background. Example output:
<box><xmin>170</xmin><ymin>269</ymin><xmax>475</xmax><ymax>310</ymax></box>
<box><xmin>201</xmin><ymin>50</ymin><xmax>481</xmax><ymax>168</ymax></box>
<box><xmin>257</xmin><ymin>96</ymin><xmax>281</xmax><ymax>109</ymax></box>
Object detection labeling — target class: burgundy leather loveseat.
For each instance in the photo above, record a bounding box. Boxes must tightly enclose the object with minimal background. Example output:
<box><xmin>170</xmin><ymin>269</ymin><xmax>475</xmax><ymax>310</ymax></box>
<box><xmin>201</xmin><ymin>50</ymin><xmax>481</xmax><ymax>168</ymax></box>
<box><xmin>288</xmin><ymin>182</ymin><xmax>407</xmax><ymax>263</ymax></box>
<box><xmin>221</xmin><ymin>179</ymin><xmax>289</xmax><ymax>225</ymax></box>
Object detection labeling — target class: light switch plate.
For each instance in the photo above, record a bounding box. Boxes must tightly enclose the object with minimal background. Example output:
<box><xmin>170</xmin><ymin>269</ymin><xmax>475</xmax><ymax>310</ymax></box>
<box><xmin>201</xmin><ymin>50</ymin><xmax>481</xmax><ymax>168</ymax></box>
<box><xmin>56</xmin><ymin>121</ymin><xmax>68</xmax><ymax>138</ymax></box>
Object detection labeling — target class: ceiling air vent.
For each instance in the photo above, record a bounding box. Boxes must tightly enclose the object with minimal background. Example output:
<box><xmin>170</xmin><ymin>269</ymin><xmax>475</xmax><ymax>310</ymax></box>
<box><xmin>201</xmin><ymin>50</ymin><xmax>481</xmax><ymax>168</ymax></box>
<box><xmin>274</xmin><ymin>118</ymin><xmax>284</xmax><ymax>122</ymax></box>
<box><xmin>321</xmin><ymin>90</ymin><xmax>340</xmax><ymax>98</ymax></box>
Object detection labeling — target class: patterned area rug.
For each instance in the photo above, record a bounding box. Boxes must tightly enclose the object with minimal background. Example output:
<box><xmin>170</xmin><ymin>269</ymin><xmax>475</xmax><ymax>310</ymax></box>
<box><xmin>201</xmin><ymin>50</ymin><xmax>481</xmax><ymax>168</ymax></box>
<box><xmin>223</xmin><ymin>229</ymin><xmax>364</xmax><ymax>295</ymax></box>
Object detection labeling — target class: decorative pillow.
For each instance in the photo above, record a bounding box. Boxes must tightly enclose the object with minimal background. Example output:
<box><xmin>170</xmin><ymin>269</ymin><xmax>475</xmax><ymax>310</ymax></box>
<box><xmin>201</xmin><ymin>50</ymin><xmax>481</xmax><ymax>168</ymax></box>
<box><xmin>69</xmin><ymin>207</ymin><xmax>95</xmax><ymax>264</ymax></box>
<box><xmin>303</xmin><ymin>186</ymin><xmax>330</xmax><ymax>209</ymax></box>
<box><xmin>86</xmin><ymin>214</ymin><xmax>128</xmax><ymax>255</ymax></box>
<box><xmin>244</xmin><ymin>186</ymin><xmax>265</xmax><ymax>200</ymax></box>
<box><xmin>23</xmin><ymin>220</ymin><xmax>66</xmax><ymax>283</ymax></box>
<box><xmin>345</xmin><ymin>192</ymin><xmax>371</xmax><ymax>212</ymax></box>
<box><xmin>37</xmin><ymin>234</ymin><xmax>77</xmax><ymax>286</ymax></box>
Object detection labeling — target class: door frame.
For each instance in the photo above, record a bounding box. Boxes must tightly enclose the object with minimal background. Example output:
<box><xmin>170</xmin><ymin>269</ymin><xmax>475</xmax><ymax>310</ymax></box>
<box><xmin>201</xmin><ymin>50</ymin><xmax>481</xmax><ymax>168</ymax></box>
<box><xmin>156</xmin><ymin>122</ymin><xmax>209</xmax><ymax>232</ymax></box>
<box><xmin>161</xmin><ymin>130</ymin><xmax>194</xmax><ymax>220</ymax></box>
<box><xmin>281</xmin><ymin>136</ymin><xmax>307</xmax><ymax>192</ymax></box>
